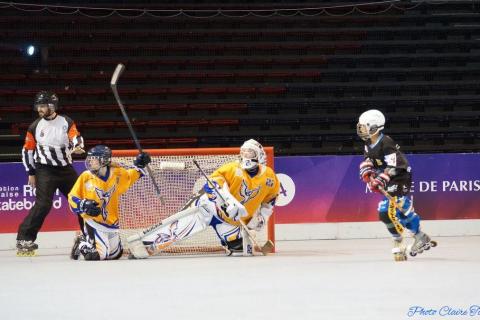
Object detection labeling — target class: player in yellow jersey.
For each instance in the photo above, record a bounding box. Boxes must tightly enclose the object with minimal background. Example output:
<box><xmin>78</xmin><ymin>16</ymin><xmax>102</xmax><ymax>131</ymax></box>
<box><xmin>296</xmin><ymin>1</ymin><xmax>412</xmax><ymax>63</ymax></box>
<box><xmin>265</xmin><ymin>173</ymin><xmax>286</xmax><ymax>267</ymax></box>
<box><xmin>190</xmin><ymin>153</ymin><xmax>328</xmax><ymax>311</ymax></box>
<box><xmin>68</xmin><ymin>145</ymin><xmax>151</xmax><ymax>260</ymax></box>
<box><xmin>127</xmin><ymin>139</ymin><xmax>280</xmax><ymax>258</ymax></box>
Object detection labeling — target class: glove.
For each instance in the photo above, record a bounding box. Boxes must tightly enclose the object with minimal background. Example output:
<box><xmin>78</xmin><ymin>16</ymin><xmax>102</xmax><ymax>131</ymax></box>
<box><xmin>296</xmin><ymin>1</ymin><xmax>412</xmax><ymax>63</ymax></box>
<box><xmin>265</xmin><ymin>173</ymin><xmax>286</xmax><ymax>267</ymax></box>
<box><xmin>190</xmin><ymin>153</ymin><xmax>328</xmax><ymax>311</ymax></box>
<box><xmin>134</xmin><ymin>152</ymin><xmax>151</xmax><ymax>168</ymax></box>
<box><xmin>223</xmin><ymin>202</ymin><xmax>241</xmax><ymax>221</ymax></box>
<box><xmin>218</xmin><ymin>194</ymin><xmax>247</xmax><ymax>222</ymax></box>
<box><xmin>79</xmin><ymin>199</ymin><xmax>101</xmax><ymax>217</ymax></box>
<box><xmin>369</xmin><ymin>173</ymin><xmax>390</xmax><ymax>193</ymax></box>
<box><xmin>246</xmin><ymin>214</ymin><xmax>266</xmax><ymax>231</ymax></box>
<box><xmin>359</xmin><ymin>159</ymin><xmax>375</xmax><ymax>183</ymax></box>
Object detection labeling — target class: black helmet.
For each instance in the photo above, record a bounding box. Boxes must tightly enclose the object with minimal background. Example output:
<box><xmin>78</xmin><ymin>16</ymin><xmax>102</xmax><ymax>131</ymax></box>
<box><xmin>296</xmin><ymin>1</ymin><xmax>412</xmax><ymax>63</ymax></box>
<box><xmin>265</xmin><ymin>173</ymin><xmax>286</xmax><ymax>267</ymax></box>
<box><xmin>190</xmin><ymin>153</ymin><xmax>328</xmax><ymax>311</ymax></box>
<box><xmin>34</xmin><ymin>91</ymin><xmax>58</xmax><ymax>111</ymax></box>
<box><xmin>85</xmin><ymin>145</ymin><xmax>112</xmax><ymax>174</ymax></box>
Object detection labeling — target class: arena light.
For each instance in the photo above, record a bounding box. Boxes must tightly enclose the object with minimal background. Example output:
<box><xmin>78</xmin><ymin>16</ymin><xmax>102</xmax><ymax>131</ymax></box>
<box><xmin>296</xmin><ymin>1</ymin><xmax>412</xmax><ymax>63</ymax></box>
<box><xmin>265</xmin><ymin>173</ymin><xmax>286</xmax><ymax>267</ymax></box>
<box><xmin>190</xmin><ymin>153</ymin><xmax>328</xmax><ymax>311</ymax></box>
<box><xmin>26</xmin><ymin>45</ymin><xmax>36</xmax><ymax>56</ymax></box>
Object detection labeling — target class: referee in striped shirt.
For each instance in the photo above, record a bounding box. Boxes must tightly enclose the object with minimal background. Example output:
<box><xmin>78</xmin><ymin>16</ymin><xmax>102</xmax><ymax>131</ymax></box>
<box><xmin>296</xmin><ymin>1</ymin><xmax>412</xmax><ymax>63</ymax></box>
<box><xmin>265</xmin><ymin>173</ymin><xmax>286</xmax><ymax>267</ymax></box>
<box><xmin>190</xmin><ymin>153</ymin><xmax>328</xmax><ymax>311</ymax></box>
<box><xmin>17</xmin><ymin>91</ymin><xmax>85</xmax><ymax>252</ymax></box>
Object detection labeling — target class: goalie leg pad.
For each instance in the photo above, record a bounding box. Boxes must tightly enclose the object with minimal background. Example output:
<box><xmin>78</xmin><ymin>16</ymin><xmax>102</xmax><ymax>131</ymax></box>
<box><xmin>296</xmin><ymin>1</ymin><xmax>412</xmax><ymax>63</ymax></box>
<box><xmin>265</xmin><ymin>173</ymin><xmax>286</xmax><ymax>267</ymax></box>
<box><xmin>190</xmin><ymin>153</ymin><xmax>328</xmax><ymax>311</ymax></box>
<box><xmin>128</xmin><ymin>206</ymin><xmax>211</xmax><ymax>258</ymax></box>
<box><xmin>127</xmin><ymin>233</ymin><xmax>149</xmax><ymax>259</ymax></box>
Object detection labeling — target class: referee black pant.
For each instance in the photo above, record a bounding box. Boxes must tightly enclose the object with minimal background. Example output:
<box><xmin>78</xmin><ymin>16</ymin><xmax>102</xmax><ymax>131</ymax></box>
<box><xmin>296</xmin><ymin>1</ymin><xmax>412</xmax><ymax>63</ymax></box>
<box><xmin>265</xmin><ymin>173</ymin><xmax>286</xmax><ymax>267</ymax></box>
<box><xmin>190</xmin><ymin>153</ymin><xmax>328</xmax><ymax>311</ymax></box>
<box><xmin>17</xmin><ymin>164</ymin><xmax>84</xmax><ymax>242</ymax></box>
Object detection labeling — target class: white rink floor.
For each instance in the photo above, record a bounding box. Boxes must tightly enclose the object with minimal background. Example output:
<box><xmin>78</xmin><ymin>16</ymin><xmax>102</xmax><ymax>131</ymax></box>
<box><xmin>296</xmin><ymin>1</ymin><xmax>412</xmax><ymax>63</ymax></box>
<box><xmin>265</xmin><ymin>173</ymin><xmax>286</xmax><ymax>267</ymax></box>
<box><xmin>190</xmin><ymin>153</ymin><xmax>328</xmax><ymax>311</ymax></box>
<box><xmin>0</xmin><ymin>237</ymin><xmax>479</xmax><ymax>320</ymax></box>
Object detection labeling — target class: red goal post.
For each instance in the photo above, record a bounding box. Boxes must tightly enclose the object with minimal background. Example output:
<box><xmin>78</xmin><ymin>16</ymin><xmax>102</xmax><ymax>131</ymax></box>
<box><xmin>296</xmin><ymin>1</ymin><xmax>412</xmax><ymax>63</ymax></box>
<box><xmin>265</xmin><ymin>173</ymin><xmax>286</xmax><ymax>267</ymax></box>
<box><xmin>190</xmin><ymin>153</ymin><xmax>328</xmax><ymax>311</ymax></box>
<box><xmin>112</xmin><ymin>147</ymin><xmax>275</xmax><ymax>254</ymax></box>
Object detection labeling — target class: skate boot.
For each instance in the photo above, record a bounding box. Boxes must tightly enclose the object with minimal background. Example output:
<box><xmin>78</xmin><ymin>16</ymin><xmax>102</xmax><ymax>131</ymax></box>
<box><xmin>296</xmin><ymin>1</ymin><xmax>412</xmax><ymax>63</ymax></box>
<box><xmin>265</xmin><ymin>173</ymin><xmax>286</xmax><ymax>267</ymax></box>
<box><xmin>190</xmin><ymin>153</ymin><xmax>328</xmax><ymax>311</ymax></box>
<box><xmin>70</xmin><ymin>233</ymin><xmax>86</xmax><ymax>260</ymax></box>
<box><xmin>392</xmin><ymin>237</ymin><xmax>407</xmax><ymax>261</ymax></box>
<box><xmin>224</xmin><ymin>238</ymin><xmax>244</xmax><ymax>256</ymax></box>
<box><xmin>409</xmin><ymin>231</ymin><xmax>437</xmax><ymax>257</ymax></box>
<box><xmin>16</xmin><ymin>240</ymin><xmax>38</xmax><ymax>257</ymax></box>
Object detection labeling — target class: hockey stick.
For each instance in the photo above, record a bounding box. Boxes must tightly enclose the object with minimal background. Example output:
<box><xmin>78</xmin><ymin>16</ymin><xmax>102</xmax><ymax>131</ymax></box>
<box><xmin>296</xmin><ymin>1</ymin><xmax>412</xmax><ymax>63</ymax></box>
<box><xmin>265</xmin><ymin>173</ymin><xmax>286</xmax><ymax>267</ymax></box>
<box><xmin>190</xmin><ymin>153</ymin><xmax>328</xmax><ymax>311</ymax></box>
<box><xmin>110</xmin><ymin>63</ymin><xmax>165</xmax><ymax>205</ymax></box>
<box><xmin>369</xmin><ymin>176</ymin><xmax>410</xmax><ymax>213</ymax></box>
<box><xmin>192</xmin><ymin>159</ymin><xmax>274</xmax><ymax>255</ymax></box>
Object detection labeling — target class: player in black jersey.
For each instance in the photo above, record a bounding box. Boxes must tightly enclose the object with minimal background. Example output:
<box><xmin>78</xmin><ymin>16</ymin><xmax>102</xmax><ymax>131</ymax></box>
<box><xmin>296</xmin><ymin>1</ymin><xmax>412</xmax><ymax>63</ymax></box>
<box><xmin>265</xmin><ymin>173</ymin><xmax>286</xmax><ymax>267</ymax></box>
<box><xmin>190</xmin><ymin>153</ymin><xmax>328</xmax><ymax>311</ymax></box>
<box><xmin>357</xmin><ymin>109</ymin><xmax>436</xmax><ymax>261</ymax></box>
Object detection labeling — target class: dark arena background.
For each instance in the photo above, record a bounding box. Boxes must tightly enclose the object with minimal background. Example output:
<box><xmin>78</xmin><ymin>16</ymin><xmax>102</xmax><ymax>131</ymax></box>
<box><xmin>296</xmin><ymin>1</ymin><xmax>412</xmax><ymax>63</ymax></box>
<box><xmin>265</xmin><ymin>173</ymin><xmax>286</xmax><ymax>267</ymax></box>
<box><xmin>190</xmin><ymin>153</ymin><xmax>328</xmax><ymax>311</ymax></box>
<box><xmin>0</xmin><ymin>1</ymin><xmax>479</xmax><ymax>320</ymax></box>
<box><xmin>1</xmin><ymin>0</ymin><xmax>479</xmax><ymax>157</ymax></box>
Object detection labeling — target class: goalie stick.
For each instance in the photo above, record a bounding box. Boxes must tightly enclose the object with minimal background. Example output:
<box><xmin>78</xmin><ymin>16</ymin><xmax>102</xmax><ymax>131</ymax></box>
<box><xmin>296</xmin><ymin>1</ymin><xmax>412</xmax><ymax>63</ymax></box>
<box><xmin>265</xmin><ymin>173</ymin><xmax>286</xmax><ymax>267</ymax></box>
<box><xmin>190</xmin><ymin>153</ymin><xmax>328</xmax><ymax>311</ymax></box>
<box><xmin>110</xmin><ymin>63</ymin><xmax>165</xmax><ymax>205</ymax></box>
<box><xmin>192</xmin><ymin>159</ymin><xmax>274</xmax><ymax>255</ymax></box>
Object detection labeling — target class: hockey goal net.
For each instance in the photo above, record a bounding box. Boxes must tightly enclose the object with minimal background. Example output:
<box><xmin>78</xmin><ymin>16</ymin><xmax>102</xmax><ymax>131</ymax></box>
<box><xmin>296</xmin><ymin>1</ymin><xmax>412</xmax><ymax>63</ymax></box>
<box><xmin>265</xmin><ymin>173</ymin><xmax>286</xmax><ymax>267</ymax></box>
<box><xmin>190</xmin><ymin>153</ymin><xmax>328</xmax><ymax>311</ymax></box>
<box><xmin>112</xmin><ymin>147</ymin><xmax>275</xmax><ymax>255</ymax></box>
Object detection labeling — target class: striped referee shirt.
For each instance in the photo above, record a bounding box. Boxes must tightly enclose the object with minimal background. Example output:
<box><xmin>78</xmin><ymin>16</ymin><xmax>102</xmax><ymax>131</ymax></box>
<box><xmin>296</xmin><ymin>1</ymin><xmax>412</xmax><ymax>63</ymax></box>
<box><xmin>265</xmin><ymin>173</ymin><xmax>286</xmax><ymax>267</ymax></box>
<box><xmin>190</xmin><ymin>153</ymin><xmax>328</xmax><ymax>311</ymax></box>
<box><xmin>22</xmin><ymin>114</ymin><xmax>84</xmax><ymax>175</ymax></box>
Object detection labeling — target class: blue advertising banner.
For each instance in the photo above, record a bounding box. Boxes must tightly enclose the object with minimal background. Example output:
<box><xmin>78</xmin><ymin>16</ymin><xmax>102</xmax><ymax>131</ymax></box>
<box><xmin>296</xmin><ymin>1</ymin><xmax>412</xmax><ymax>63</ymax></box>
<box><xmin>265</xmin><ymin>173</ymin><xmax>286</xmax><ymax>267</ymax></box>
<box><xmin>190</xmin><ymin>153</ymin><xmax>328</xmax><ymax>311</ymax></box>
<box><xmin>1</xmin><ymin>153</ymin><xmax>479</xmax><ymax>233</ymax></box>
<box><xmin>273</xmin><ymin>153</ymin><xmax>480</xmax><ymax>224</ymax></box>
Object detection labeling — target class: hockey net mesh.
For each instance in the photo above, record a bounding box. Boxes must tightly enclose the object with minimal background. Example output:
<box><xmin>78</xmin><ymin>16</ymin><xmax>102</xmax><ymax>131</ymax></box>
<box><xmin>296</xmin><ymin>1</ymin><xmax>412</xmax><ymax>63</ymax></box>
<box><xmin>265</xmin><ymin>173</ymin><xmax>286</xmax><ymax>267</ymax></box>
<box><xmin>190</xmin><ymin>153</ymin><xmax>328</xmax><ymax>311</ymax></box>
<box><xmin>113</xmin><ymin>148</ymin><xmax>273</xmax><ymax>256</ymax></box>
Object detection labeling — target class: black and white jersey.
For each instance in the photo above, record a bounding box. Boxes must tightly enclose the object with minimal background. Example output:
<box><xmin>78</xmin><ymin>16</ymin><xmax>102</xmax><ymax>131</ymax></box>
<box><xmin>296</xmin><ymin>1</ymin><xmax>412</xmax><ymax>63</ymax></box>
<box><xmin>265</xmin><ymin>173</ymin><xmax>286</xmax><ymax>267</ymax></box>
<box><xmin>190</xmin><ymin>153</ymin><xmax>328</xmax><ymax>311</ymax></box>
<box><xmin>364</xmin><ymin>134</ymin><xmax>409</xmax><ymax>172</ymax></box>
<box><xmin>22</xmin><ymin>114</ymin><xmax>84</xmax><ymax>174</ymax></box>
<box><xmin>364</xmin><ymin>133</ymin><xmax>412</xmax><ymax>195</ymax></box>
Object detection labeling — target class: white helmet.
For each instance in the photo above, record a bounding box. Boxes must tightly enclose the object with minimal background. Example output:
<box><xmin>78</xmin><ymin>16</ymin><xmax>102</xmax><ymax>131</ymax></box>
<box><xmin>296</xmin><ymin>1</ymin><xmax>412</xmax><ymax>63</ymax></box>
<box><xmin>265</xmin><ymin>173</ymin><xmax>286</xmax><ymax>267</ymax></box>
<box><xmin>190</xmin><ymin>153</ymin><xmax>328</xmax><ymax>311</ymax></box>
<box><xmin>357</xmin><ymin>109</ymin><xmax>385</xmax><ymax>141</ymax></box>
<box><xmin>240</xmin><ymin>139</ymin><xmax>266</xmax><ymax>171</ymax></box>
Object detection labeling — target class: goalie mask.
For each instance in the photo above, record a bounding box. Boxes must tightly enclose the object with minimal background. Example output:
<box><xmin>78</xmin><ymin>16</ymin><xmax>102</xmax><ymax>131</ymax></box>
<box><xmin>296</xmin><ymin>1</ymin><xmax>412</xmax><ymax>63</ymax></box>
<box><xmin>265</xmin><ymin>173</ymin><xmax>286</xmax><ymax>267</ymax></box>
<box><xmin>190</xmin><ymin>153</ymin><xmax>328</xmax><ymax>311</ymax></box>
<box><xmin>34</xmin><ymin>91</ymin><xmax>58</xmax><ymax>118</ymax></box>
<box><xmin>240</xmin><ymin>139</ymin><xmax>266</xmax><ymax>171</ymax></box>
<box><xmin>356</xmin><ymin>109</ymin><xmax>385</xmax><ymax>141</ymax></box>
<box><xmin>85</xmin><ymin>145</ymin><xmax>112</xmax><ymax>174</ymax></box>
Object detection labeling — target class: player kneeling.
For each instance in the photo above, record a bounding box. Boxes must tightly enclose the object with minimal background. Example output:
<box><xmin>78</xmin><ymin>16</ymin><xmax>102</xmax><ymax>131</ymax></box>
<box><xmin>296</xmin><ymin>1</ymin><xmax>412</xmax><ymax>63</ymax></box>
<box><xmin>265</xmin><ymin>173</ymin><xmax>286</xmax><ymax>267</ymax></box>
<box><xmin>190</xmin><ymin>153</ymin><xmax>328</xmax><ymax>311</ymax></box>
<box><xmin>127</xmin><ymin>139</ymin><xmax>280</xmax><ymax>258</ymax></box>
<box><xmin>68</xmin><ymin>145</ymin><xmax>151</xmax><ymax>260</ymax></box>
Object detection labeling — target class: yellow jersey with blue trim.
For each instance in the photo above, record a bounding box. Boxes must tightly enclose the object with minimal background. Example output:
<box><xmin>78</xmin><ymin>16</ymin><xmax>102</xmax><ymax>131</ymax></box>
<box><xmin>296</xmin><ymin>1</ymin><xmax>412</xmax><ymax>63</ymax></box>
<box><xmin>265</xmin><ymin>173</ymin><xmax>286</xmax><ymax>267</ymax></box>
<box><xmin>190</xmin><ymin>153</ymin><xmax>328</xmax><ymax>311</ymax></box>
<box><xmin>68</xmin><ymin>165</ymin><xmax>142</xmax><ymax>229</ymax></box>
<box><xmin>210</xmin><ymin>161</ymin><xmax>279</xmax><ymax>225</ymax></box>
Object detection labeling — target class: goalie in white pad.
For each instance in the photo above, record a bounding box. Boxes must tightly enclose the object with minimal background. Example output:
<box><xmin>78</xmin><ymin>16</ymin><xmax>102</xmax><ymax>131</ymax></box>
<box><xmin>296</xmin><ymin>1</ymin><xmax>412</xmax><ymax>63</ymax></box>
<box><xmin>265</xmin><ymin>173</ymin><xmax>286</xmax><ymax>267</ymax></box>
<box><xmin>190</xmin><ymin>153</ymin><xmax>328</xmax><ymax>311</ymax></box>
<box><xmin>127</xmin><ymin>139</ymin><xmax>280</xmax><ymax>258</ymax></box>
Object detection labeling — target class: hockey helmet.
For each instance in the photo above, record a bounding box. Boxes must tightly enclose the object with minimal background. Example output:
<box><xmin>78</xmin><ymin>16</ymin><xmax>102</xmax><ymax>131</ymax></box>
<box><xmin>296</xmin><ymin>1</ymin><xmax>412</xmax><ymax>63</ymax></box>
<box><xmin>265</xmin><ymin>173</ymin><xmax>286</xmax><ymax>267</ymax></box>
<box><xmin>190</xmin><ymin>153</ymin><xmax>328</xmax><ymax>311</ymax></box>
<box><xmin>85</xmin><ymin>145</ymin><xmax>112</xmax><ymax>174</ymax></box>
<box><xmin>34</xmin><ymin>91</ymin><xmax>58</xmax><ymax>112</ymax></box>
<box><xmin>357</xmin><ymin>109</ymin><xmax>385</xmax><ymax>141</ymax></box>
<box><xmin>240</xmin><ymin>139</ymin><xmax>266</xmax><ymax>171</ymax></box>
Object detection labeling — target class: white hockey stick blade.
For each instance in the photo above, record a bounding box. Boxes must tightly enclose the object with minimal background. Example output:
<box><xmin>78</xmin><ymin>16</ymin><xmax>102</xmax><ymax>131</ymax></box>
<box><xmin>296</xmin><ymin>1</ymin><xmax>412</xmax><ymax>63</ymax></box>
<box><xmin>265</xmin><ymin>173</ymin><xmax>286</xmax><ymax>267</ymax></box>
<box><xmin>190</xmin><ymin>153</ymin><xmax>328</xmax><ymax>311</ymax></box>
<box><xmin>111</xmin><ymin>63</ymin><xmax>125</xmax><ymax>86</ymax></box>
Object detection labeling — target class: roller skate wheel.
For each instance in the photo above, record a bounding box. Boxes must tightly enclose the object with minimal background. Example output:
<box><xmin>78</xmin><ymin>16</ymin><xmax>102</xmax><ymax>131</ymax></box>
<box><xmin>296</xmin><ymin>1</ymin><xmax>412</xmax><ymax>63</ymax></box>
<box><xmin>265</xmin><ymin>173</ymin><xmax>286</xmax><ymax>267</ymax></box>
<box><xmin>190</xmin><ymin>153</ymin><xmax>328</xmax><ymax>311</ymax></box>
<box><xmin>394</xmin><ymin>253</ymin><xmax>407</xmax><ymax>262</ymax></box>
<box><xmin>17</xmin><ymin>250</ymin><xmax>36</xmax><ymax>257</ymax></box>
<box><xmin>430</xmin><ymin>240</ymin><xmax>437</xmax><ymax>247</ymax></box>
<box><xmin>409</xmin><ymin>251</ymin><xmax>417</xmax><ymax>257</ymax></box>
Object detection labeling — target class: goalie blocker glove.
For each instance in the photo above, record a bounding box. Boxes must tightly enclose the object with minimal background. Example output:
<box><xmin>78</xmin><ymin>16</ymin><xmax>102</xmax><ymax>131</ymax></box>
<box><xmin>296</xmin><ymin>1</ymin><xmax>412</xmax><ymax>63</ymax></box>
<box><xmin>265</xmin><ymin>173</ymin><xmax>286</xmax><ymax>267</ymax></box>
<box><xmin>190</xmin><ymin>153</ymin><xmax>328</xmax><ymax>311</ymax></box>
<box><xmin>134</xmin><ymin>152</ymin><xmax>151</xmax><ymax>168</ymax></box>
<box><xmin>79</xmin><ymin>199</ymin><xmax>101</xmax><ymax>216</ymax></box>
